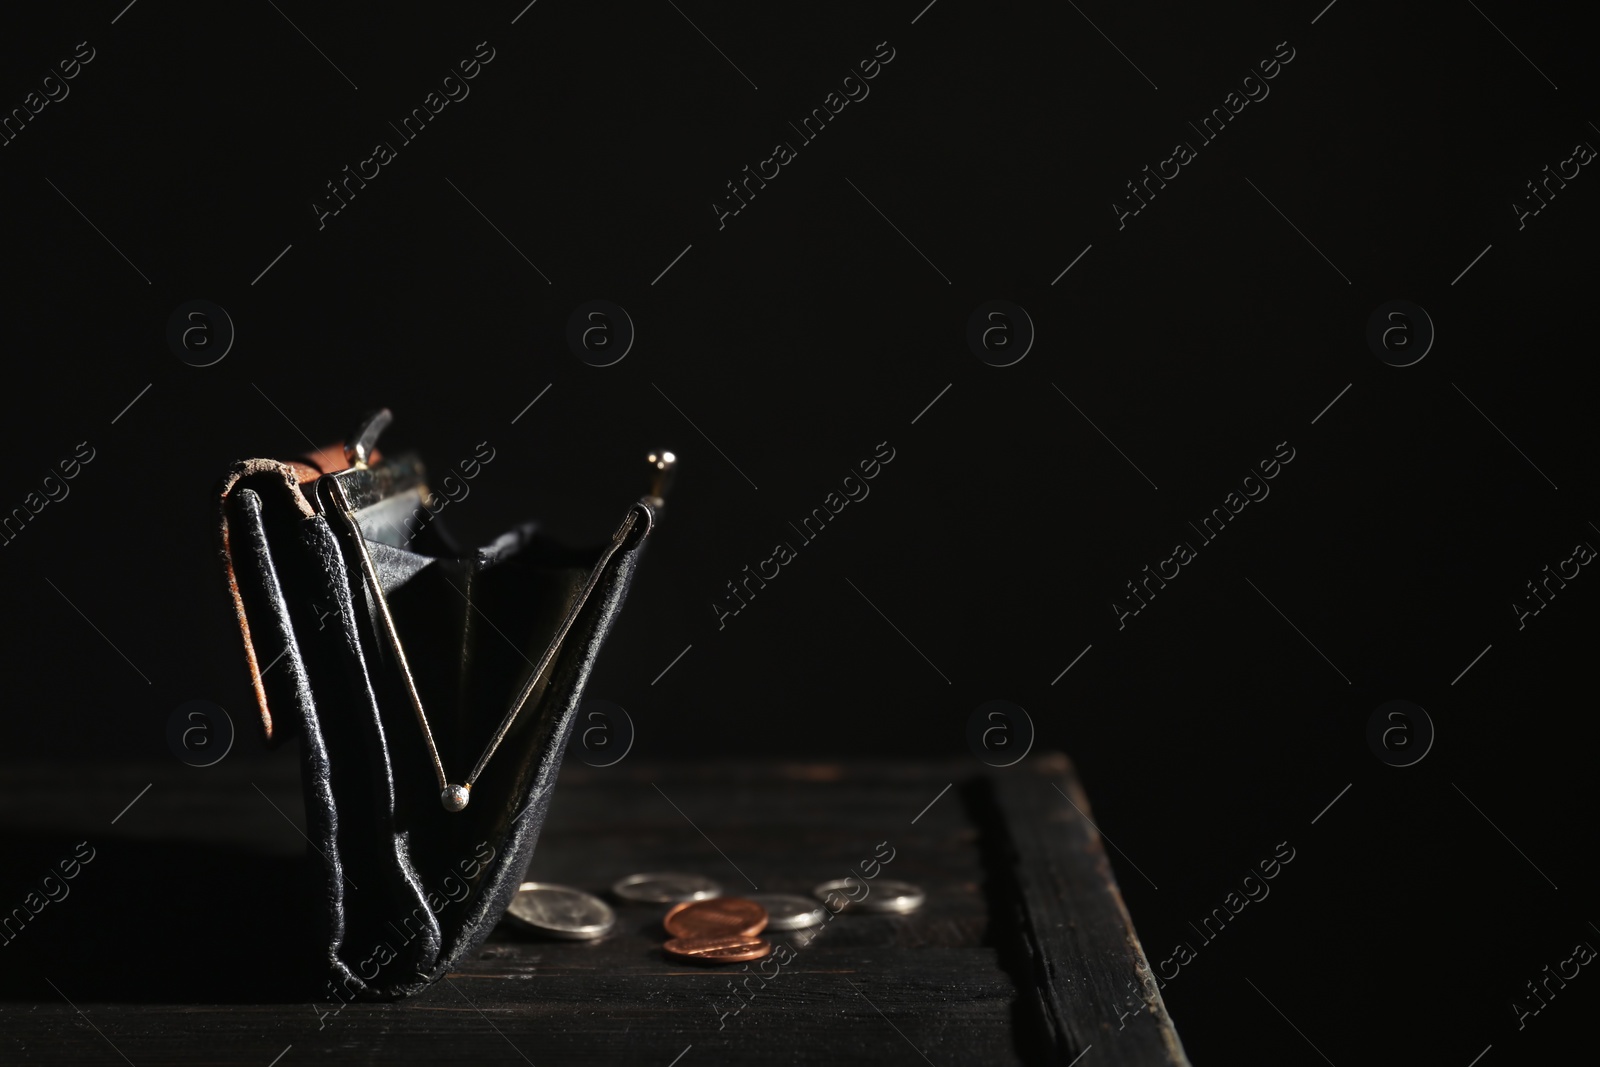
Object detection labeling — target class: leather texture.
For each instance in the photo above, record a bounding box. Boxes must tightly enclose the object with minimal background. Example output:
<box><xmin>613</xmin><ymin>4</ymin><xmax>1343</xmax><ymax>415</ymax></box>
<box><xmin>218</xmin><ymin>456</ymin><xmax>652</xmax><ymax>1000</ymax></box>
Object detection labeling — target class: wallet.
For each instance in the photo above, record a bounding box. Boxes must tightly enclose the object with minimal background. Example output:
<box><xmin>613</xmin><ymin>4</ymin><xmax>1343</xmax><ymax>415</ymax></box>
<box><xmin>215</xmin><ymin>410</ymin><xmax>668</xmax><ymax>1000</ymax></box>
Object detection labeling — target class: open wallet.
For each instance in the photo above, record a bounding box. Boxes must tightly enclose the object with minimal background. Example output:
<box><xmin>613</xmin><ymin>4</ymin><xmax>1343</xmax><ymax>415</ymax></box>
<box><xmin>215</xmin><ymin>409</ymin><xmax>671</xmax><ymax>1000</ymax></box>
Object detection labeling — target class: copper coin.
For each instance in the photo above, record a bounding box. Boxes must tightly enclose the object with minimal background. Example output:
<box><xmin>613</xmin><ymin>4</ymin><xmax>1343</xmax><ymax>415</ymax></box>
<box><xmin>663</xmin><ymin>896</ymin><xmax>769</xmax><ymax>938</ymax></box>
<box><xmin>663</xmin><ymin>935</ymin><xmax>772</xmax><ymax>963</ymax></box>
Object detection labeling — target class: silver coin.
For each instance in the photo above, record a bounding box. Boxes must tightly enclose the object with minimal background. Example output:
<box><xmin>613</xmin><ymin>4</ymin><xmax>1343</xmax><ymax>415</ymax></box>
<box><xmin>812</xmin><ymin>878</ymin><xmax>925</xmax><ymax>914</ymax></box>
<box><xmin>506</xmin><ymin>882</ymin><xmax>615</xmax><ymax>939</ymax></box>
<box><xmin>611</xmin><ymin>871</ymin><xmax>722</xmax><ymax>904</ymax></box>
<box><xmin>746</xmin><ymin>893</ymin><xmax>827</xmax><ymax>930</ymax></box>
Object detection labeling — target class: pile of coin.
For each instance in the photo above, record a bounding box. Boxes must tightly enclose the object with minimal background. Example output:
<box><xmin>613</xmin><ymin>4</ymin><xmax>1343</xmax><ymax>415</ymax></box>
<box><xmin>661</xmin><ymin>897</ymin><xmax>772</xmax><ymax>962</ymax></box>
<box><xmin>503</xmin><ymin>871</ymin><xmax>924</xmax><ymax>965</ymax></box>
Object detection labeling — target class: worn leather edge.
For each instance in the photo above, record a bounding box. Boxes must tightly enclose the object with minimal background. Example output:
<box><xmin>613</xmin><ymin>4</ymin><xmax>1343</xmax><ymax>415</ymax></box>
<box><xmin>216</xmin><ymin>458</ymin><xmax>320</xmax><ymax>746</ymax></box>
<box><xmin>214</xmin><ymin>447</ymin><xmax>375</xmax><ymax>745</ymax></box>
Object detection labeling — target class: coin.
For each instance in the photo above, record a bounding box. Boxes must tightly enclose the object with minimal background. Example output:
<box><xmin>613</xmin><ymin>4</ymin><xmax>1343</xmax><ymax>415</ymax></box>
<box><xmin>812</xmin><ymin>878</ymin><xmax>926</xmax><ymax>914</ymax></box>
<box><xmin>664</xmin><ymin>897</ymin><xmax>768</xmax><ymax>938</ymax></box>
<box><xmin>506</xmin><ymin>882</ymin><xmax>615</xmax><ymax>940</ymax></box>
<box><xmin>663</xmin><ymin>934</ymin><xmax>772</xmax><ymax>963</ymax></box>
<box><xmin>612</xmin><ymin>872</ymin><xmax>722</xmax><ymax>904</ymax></box>
<box><xmin>745</xmin><ymin>893</ymin><xmax>827</xmax><ymax>931</ymax></box>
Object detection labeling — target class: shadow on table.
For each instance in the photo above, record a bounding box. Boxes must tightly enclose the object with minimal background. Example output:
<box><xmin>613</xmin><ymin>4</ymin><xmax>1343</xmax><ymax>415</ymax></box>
<box><xmin>0</xmin><ymin>834</ymin><xmax>316</xmax><ymax>1004</ymax></box>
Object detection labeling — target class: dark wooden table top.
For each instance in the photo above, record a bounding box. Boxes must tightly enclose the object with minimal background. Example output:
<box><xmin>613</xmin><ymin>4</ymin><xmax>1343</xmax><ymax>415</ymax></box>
<box><xmin>0</xmin><ymin>754</ymin><xmax>1188</xmax><ymax>1065</ymax></box>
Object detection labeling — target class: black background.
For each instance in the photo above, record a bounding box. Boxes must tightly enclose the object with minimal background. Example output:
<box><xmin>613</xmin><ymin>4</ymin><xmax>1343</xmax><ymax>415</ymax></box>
<box><xmin>1</xmin><ymin>1</ymin><xmax>1596</xmax><ymax>1062</ymax></box>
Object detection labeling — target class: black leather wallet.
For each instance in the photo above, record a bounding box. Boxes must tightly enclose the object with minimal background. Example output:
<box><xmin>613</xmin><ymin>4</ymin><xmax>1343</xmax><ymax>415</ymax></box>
<box><xmin>216</xmin><ymin>410</ymin><xmax>668</xmax><ymax>1000</ymax></box>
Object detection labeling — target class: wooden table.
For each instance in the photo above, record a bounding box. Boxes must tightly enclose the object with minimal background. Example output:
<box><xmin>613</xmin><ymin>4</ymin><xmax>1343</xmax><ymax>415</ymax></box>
<box><xmin>0</xmin><ymin>754</ymin><xmax>1188</xmax><ymax>1065</ymax></box>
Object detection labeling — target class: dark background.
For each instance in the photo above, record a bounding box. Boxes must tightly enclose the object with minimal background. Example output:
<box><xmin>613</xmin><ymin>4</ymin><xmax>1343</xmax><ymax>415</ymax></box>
<box><xmin>1</xmin><ymin>1</ymin><xmax>1595</xmax><ymax>1062</ymax></box>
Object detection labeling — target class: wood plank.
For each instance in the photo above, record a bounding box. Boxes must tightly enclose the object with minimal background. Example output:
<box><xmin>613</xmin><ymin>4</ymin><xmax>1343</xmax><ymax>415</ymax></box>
<box><xmin>984</xmin><ymin>754</ymin><xmax>1192</xmax><ymax>1066</ymax></box>
<box><xmin>0</xmin><ymin>756</ymin><xmax>1182</xmax><ymax>1065</ymax></box>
